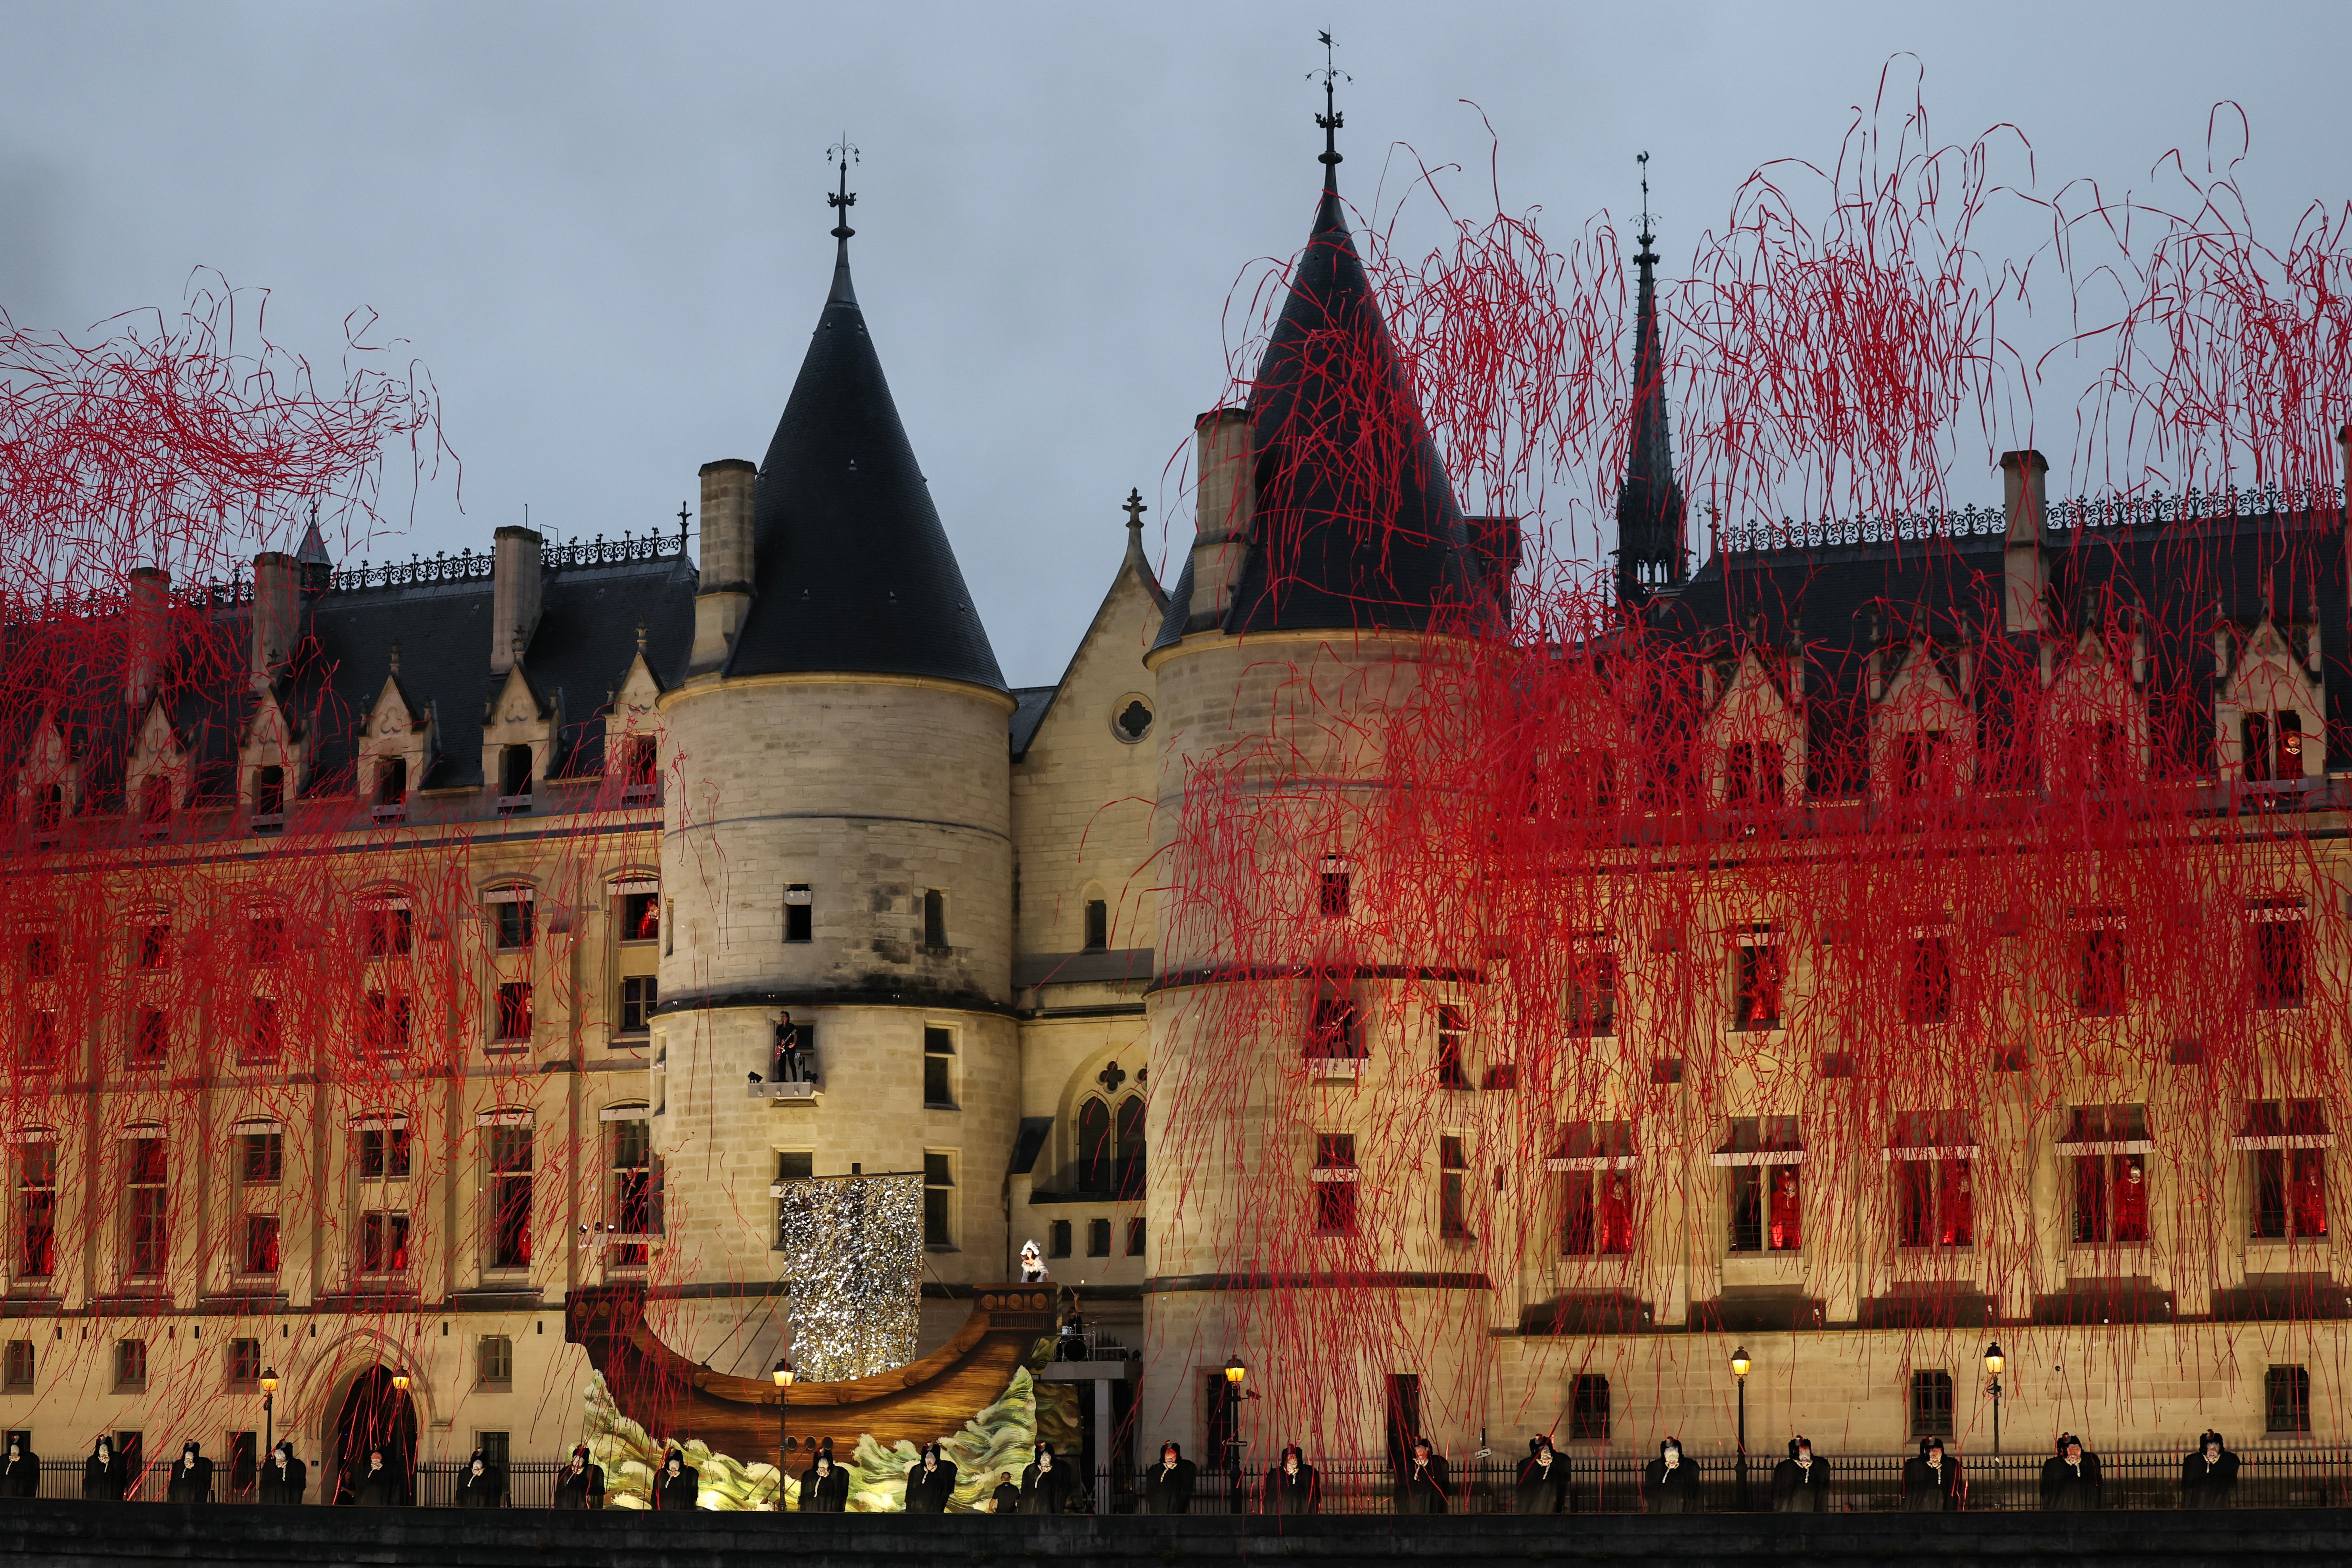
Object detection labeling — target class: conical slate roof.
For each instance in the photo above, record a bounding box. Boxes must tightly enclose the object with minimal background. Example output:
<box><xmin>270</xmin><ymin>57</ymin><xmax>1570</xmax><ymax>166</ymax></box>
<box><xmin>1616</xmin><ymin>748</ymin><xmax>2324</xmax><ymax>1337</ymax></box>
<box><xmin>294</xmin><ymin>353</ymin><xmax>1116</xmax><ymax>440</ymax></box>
<box><xmin>726</xmin><ymin>239</ymin><xmax>1004</xmax><ymax>691</ymax></box>
<box><xmin>1155</xmin><ymin>178</ymin><xmax>1481</xmax><ymax>650</ymax></box>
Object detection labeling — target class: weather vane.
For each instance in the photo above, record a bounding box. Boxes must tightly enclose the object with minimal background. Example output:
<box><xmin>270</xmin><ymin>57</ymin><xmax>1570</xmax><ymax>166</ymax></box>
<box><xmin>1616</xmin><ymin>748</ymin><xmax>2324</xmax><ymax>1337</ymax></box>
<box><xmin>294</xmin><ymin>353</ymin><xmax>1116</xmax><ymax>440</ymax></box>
<box><xmin>1637</xmin><ymin>150</ymin><xmax>1653</xmax><ymax>247</ymax></box>
<box><xmin>1310</xmin><ymin>31</ymin><xmax>1348</xmax><ymax>179</ymax></box>
<box><xmin>827</xmin><ymin>135</ymin><xmax>859</xmax><ymax>240</ymax></box>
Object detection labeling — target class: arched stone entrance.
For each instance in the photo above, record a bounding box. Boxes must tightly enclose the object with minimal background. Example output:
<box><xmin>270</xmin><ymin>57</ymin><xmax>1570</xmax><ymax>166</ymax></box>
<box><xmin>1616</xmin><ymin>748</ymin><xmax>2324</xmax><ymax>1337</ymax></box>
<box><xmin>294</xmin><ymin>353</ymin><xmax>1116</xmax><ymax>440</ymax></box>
<box><xmin>331</xmin><ymin>1366</ymin><xmax>418</xmax><ymax>1504</ymax></box>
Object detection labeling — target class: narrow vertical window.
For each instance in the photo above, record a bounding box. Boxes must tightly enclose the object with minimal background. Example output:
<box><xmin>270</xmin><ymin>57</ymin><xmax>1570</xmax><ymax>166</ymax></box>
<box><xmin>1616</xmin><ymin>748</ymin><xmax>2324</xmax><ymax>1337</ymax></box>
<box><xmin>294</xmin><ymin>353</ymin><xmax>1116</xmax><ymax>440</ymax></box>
<box><xmin>126</xmin><ymin>1139</ymin><xmax>167</xmax><ymax>1278</ymax></box>
<box><xmin>1082</xmin><ymin>898</ymin><xmax>1108</xmax><ymax>952</ymax></box>
<box><xmin>610</xmin><ymin>1119</ymin><xmax>655</xmax><ymax>1266</ymax></box>
<box><xmin>1317</xmin><ymin>855</ymin><xmax>1350</xmax><ymax>918</ymax></box>
<box><xmin>1439</xmin><ymin>1135</ymin><xmax>1472</xmax><ymax>1239</ymax></box>
<box><xmin>783</xmin><ymin>886</ymin><xmax>813</xmax><ymax>943</ymax></box>
<box><xmin>1435</xmin><ymin>1004</ymin><xmax>1471</xmax><ymax>1089</ymax></box>
<box><xmin>922</xmin><ymin>889</ymin><xmax>947</xmax><ymax>950</ymax></box>
<box><xmin>922</xmin><ymin>1152</ymin><xmax>956</xmax><ymax>1248</ymax></box>
<box><xmin>17</xmin><ymin>1144</ymin><xmax>56</xmax><ymax>1279</ymax></box>
<box><xmin>2266</xmin><ymin>1365</ymin><xmax>2313</xmax><ymax>1434</ymax></box>
<box><xmin>922</xmin><ymin>1026</ymin><xmax>957</xmax><ymax>1108</ymax></box>
<box><xmin>1908</xmin><ymin>1371</ymin><xmax>1955</xmax><ymax>1439</ymax></box>
<box><xmin>1569</xmin><ymin>1374</ymin><xmax>1610</xmax><ymax>1440</ymax></box>
<box><xmin>494</xmin><ymin>982</ymin><xmax>533</xmax><ymax>1043</ymax></box>
<box><xmin>488</xmin><ymin>1125</ymin><xmax>533</xmax><ymax>1270</ymax></box>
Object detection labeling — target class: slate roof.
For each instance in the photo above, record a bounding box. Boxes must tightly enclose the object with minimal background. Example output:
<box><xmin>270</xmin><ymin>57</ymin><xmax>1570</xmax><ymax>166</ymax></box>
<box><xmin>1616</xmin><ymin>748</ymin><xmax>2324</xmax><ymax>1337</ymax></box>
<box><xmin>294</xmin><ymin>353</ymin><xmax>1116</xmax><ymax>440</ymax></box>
<box><xmin>1154</xmin><ymin>174</ymin><xmax>1493</xmax><ymax>653</ymax></box>
<box><xmin>728</xmin><ymin>237</ymin><xmax>1005</xmax><ymax>692</ymax></box>
<box><xmin>1658</xmin><ymin>500</ymin><xmax>2350</xmax><ymax>783</ymax></box>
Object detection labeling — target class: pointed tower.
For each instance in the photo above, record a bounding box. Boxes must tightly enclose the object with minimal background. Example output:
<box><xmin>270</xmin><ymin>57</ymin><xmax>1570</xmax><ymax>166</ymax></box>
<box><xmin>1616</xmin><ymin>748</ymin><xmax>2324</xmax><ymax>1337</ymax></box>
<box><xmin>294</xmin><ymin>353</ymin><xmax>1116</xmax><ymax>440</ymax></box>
<box><xmin>654</xmin><ymin>149</ymin><xmax>1017</xmax><ymax>1378</ymax></box>
<box><xmin>1142</xmin><ymin>61</ymin><xmax>1499</xmax><ymax>1461</ymax></box>
<box><xmin>1616</xmin><ymin>158</ymin><xmax>1687</xmax><ymax>604</ymax></box>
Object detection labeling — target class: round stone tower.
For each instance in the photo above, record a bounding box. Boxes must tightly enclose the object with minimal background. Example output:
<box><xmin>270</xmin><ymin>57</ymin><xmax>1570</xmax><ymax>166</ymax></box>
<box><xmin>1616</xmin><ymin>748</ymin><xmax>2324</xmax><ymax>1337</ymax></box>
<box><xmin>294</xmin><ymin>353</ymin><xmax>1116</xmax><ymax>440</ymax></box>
<box><xmin>652</xmin><ymin>188</ymin><xmax>1015</xmax><ymax>1378</ymax></box>
<box><xmin>1141</xmin><ymin>150</ymin><xmax>1512</xmax><ymax>1460</ymax></box>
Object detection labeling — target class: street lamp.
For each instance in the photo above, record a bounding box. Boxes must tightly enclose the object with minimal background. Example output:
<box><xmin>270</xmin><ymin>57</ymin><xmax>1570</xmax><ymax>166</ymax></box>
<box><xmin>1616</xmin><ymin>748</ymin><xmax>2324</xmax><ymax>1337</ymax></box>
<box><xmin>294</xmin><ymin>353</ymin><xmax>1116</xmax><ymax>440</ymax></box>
<box><xmin>1983</xmin><ymin>1342</ymin><xmax>2005</xmax><ymax>1456</ymax></box>
<box><xmin>1221</xmin><ymin>1358</ymin><xmax>1255</xmax><ymax>1510</ymax></box>
<box><xmin>1730</xmin><ymin>1348</ymin><xmax>1752</xmax><ymax>1510</ymax></box>
<box><xmin>772</xmin><ymin>1359</ymin><xmax>795</xmax><ymax>1511</ymax></box>
<box><xmin>261</xmin><ymin>1367</ymin><xmax>278</xmax><ymax>1460</ymax></box>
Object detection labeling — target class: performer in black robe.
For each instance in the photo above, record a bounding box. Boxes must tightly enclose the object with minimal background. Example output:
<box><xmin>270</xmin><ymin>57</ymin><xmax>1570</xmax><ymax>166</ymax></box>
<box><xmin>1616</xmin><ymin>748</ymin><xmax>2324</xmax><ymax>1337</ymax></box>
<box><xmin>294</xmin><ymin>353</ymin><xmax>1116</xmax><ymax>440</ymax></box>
<box><xmin>257</xmin><ymin>1441</ymin><xmax>307</xmax><ymax>1505</ymax></box>
<box><xmin>1901</xmin><ymin>1436</ymin><xmax>1961</xmax><ymax>1511</ymax></box>
<box><xmin>2039</xmin><ymin>1435</ymin><xmax>2102</xmax><ymax>1510</ymax></box>
<box><xmin>554</xmin><ymin>1445</ymin><xmax>605</xmax><ymax>1509</ymax></box>
<box><xmin>82</xmin><ymin>1437</ymin><xmax>128</xmax><ymax>1501</ymax></box>
<box><xmin>653</xmin><ymin>1449</ymin><xmax>699</xmax><ymax>1512</ymax></box>
<box><xmin>1642</xmin><ymin>1437</ymin><xmax>1698</xmax><ymax>1514</ymax></box>
<box><xmin>352</xmin><ymin>1445</ymin><xmax>404</xmax><ymax>1507</ymax></box>
<box><xmin>905</xmin><ymin>1441</ymin><xmax>958</xmax><ymax>1512</ymax></box>
<box><xmin>800</xmin><ymin>1452</ymin><xmax>850</xmax><ymax>1513</ymax></box>
<box><xmin>1515</xmin><ymin>1437</ymin><xmax>1569</xmax><ymax>1514</ymax></box>
<box><xmin>990</xmin><ymin>1470</ymin><xmax>1022</xmax><ymax>1513</ymax></box>
<box><xmin>455</xmin><ymin>1448</ymin><xmax>502</xmax><ymax>1509</ymax></box>
<box><xmin>1769</xmin><ymin>1437</ymin><xmax>1829</xmax><ymax>1512</ymax></box>
<box><xmin>2180</xmin><ymin>1430</ymin><xmax>2239</xmax><ymax>1509</ymax></box>
<box><xmin>1021</xmin><ymin>1441</ymin><xmax>1074</xmax><ymax>1514</ymax></box>
<box><xmin>1141</xmin><ymin>1442</ymin><xmax>1197</xmax><ymax>1514</ymax></box>
<box><xmin>165</xmin><ymin>1441</ymin><xmax>214</xmax><ymax>1503</ymax></box>
<box><xmin>1397</xmin><ymin>1437</ymin><xmax>1449</xmax><ymax>1515</ymax></box>
<box><xmin>0</xmin><ymin>1434</ymin><xmax>38</xmax><ymax>1498</ymax></box>
<box><xmin>1263</xmin><ymin>1445</ymin><xmax>1319</xmax><ymax>1514</ymax></box>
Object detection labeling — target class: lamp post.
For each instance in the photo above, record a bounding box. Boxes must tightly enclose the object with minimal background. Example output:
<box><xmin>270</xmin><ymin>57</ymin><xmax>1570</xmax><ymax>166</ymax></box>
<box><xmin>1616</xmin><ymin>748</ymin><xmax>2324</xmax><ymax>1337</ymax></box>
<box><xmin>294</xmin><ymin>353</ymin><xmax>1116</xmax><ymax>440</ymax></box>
<box><xmin>772</xmin><ymin>1359</ymin><xmax>795</xmax><ymax>1511</ymax></box>
<box><xmin>261</xmin><ymin>1367</ymin><xmax>278</xmax><ymax>1460</ymax></box>
<box><xmin>1983</xmin><ymin>1342</ymin><xmax>2005</xmax><ymax>1457</ymax></box>
<box><xmin>1730</xmin><ymin>1347</ymin><xmax>1752</xmax><ymax>1510</ymax></box>
<box><xmin>1221</xmin><ymin>1358</ymin><xmax>1248</xmax><ymax>1510</ymax></box>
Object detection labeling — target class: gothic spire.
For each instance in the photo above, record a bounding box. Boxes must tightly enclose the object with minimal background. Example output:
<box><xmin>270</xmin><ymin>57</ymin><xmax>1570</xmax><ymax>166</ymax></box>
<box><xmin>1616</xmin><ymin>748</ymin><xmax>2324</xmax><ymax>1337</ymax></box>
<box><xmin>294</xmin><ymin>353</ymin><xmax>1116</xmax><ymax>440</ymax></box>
<box><xmin>825</xmin><ymin>136</ymin><xmax>859</xmax><ymax>307</ymax></box>
<box><xmin>1617</xmin><ymin>151</ymin><xmax>1688</xmax><ymax>605</ymax></box>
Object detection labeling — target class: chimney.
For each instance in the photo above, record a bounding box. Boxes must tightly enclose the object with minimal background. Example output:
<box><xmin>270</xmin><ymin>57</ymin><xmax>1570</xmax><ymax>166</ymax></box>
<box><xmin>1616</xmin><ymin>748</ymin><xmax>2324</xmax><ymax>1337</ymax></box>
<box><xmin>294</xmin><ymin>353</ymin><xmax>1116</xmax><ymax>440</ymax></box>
<box><xmin>2338</xmin><ymin>425</ymin><xmax>2350</xmax><ymax>529</ymax></box>
<box><xmin>251</xmin><ymin>553</ymin><xmax>299</xmax><ymax>688</ymax></box>
<box><xmin>126</xmin><ymin>567</ymin><xmax>169</xmax><ymax>711</ymax></box>
<box><xmin>2000</xmin><ymin>450</ymin><xmax>2049</xmax><ymax>636</ymax></box>
<box><xmin>688</xmin><ymin>459</ymin><xmax>757</xmax><ymax>673</ymax></box>
<box><xmin>1185</xmin><ymin>408</ymin><xmax>1254</xmax><ymax>634</ymax></box>
<box><xmin>491</xmin><ymin>526</ymin><xmax>544</xmax><ymax>675</ymax></box>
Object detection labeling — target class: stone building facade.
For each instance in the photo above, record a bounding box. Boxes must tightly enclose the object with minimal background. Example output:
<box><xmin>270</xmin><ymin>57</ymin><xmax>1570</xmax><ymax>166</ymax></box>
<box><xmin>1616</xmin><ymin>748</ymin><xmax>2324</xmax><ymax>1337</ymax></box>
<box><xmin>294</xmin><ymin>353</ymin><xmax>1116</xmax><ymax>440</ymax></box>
<box><xmin>2</xmin><ymin>119</ymin><xmax>2350</xmax><ymax>1500</ymax></box>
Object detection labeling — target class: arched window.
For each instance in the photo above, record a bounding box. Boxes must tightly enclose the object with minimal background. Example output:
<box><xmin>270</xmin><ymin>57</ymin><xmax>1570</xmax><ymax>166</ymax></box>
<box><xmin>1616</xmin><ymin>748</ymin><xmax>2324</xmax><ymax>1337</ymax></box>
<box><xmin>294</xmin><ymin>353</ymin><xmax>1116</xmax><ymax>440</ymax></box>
<box><xmin>1076</xmin><ymin>1097</ymin><xmax>1113</xmax><ymax>1194</ymax></box>
<box><xmin>1115</xmin><ymin>1095</ymin><xmax>1146</xmax><ymax>1198</ymax></box>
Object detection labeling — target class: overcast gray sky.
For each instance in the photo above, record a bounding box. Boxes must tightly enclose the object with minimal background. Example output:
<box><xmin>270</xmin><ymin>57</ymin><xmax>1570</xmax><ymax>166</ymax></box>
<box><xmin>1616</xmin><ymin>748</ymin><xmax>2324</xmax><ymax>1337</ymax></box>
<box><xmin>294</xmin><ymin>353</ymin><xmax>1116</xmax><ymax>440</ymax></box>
<box><xmin>2</xmin><ymin>1</ymin><xmax>2342</xmax><ymax>684</ymax></box>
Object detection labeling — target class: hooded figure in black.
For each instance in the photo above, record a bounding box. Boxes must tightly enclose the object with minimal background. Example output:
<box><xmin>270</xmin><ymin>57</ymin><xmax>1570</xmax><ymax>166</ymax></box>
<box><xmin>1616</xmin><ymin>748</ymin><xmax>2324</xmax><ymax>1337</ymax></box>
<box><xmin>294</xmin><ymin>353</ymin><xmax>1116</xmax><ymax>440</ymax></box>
<box><xmin>2039</xmin><ymin>1435</ymin><xmax>2102</xmax><ymax>1510</ymax></box>
<box><xmin>654</xmin><ymin>1449</ymin><xmax>699</xmax><ymax>1512</ymax></box>
<box><xmin>455</xmin><ymin>1447</ymin><xmax>502</xmax><ymax>1509</ymax></box>
<box><xmin>554</xmin><ymin>1445</ymin><xmax>604</xmax><ymax>1509</ymax></box>
<box><xmin>905</xmin><ymin>1440</ymin><xmax>958</xmax><ymax>1512</ymax></box>
<box><xmin>1642</xmin><ymin>1437</ymin><xmax>1697</xmax><ymax>1513</ymax></box>
<box><xmin>1018</xmin><ymin>1440</ymin><xmax>1072</xmax><ymax>1515</ymax></box>
<box><xmin>1397</xmin><ymin>1436</ymin><xmax>1449</xmax><ymax>1515</ymax></box>
<box><xmin>1142</xmin><ymin>1441</ymin><xmax>1197</xmax><ymax>1514</ymax></box>
<box><xmin>1515</xmin><ymin>1437</ymin><xmax>1569</xmax><ymax>1514</ymax></box>
<box><xmin>1263</xmin><ymin>1444</ymin><xmax>1319</xmax><ymax>1514</ymax></box>
<box><xmin>1</xmin><ymin>1434</ymin><xmax>38</xmax><ymax>1498</ymax></box>
<box><xmin>82</xmin><ymin>1437</ymin><xmax>129</xmax><ymax>1501</ymax></box>
<box><xmin>258</xmin><ymin>1441</ymin><xmax>307</xmax><ymax>1505</ymax></box>
<box><xmin>1901</xmin><ymin>1436</ymin><xmax>1961</xmax><ymax>1511</ymax></box>
<box><xmin>1770</xmin><ymin>1436</ymin><xmax>1829</xmax><ymax>1512</ymax></box>
<box><xmin>166</xmin><ymin>1441</ymin><xmax>214</xmax><ymax>1504</ymax></box>
<box><xmin>800</xmin><ymin>1450</ymin><xmax>850</xmax><ymax>1513</ymax></box>
<box><xmin>2180</xmin><ymin>1430</ymin><xmax>2239</xmax><ymax>1509</ymax></box>
<box><xmin>990</xmin><ymin>1469</ymin><xmax>1022</xmax><ymax>1514</ymax></box>
<box><xmin>352</xmin><ymin>1444</ymin><xmax>404</xmax><ymax>1507</ymax></box>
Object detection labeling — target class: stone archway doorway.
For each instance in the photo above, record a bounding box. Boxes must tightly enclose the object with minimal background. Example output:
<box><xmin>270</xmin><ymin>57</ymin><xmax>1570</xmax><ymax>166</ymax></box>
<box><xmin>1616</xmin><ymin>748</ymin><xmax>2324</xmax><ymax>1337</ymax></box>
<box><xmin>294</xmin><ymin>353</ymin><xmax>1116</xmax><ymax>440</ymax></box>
<box><xmin>332</xmin><ymin>1365</ymin><xmax>418</xmax><ymax>1504</ymax></box>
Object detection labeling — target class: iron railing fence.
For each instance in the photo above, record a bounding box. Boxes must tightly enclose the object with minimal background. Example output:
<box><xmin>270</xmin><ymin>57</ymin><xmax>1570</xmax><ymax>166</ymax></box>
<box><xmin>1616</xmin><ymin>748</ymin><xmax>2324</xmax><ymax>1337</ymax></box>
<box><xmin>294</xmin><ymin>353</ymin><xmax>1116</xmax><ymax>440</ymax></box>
<box><xmin>23</xmin><ymin>1459</ymin><xmax>568</xmax><ymax>1507</ymax></box>
<box><xmin>1092</xmin><ymin>1447</ymin><xmax>2352</xmax><ymax>1514</ymax></box>
<box><xmin>22</xmin><ymin>1447</ymin><xmax>2352</xmax><ymax>1513</ymax></box>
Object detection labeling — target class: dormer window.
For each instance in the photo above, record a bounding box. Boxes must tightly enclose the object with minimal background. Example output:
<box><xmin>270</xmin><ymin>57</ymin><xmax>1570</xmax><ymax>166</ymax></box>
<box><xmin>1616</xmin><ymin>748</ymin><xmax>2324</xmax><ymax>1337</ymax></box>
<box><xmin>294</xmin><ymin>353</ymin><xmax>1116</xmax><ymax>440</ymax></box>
<box><xmin>251</xmin><ymin>767</ymin><xmax>285</xmax><ymax>833</ymax></box>
<box><xmin>497</xmin><ymin>746</ymin><xmax>533</xmax><ymax>814</ymax></box>
<box><xmin>620</xmin><ymin>736</ymin><xmax>657</xmax><ymax>806</ymax></box>
<box><xmin>2245</xmin><ymin>711</ymin><xmax>2302</xmax><ymax>782</ymax></box>
<box><xmin>374</xmin><ymin>757</ymin><xmax>408</xmax><ymax>819</ymax></box>
<box><xmin>1725</xmin><ymin>742</ymin><xmax>1784</xmax><ymax>806</ymax></box>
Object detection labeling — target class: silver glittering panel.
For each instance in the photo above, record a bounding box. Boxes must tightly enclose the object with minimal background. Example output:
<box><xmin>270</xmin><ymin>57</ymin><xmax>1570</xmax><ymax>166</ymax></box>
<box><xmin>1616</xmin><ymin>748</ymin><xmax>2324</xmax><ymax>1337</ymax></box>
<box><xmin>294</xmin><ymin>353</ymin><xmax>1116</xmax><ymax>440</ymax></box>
<box><xmin>774</xmin><ymin>1172</ymin><xmax>924</xmax><ymax>1383</ymax></box>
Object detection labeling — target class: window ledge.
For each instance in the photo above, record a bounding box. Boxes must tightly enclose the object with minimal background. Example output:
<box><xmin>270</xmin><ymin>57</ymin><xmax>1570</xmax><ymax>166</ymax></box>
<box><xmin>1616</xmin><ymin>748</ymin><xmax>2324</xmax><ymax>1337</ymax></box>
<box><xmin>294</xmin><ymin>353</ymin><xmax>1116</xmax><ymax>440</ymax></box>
<box><xmin>923</xmin><ymin>1100</ymin><xmax>961</xmax><ymax>1112</ymax></box>
<box><xmin>750</xmin><ymin>1081</ymin><xmax>820</xmax><ymax>1102</ymax></box>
